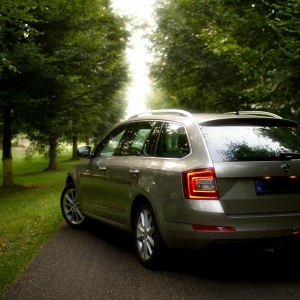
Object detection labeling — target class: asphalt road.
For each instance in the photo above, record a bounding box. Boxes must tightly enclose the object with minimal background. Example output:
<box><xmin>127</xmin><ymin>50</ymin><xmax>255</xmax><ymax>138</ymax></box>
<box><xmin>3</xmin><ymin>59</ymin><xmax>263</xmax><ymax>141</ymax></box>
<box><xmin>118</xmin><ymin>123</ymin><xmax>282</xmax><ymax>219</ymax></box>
<box><xmin>2</xmin><ymin>220</ymin><xmax>300</xmax><ymax>300</ymax></box>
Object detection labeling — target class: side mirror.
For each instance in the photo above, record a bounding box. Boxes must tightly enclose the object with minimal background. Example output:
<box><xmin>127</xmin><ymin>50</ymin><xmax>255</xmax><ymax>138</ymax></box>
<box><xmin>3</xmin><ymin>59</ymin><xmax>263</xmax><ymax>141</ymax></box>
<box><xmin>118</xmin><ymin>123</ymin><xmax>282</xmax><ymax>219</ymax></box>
<box><xmin>77</xmin><ymin>145</ymin><xmax>92</xmax><ymax>158</ymax></box>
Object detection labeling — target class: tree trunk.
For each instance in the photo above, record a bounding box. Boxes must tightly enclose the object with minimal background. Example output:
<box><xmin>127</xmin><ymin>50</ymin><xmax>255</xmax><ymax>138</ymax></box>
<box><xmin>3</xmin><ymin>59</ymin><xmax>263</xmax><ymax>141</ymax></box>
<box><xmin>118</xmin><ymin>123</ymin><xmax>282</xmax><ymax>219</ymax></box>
<box><xmin>2</xmin><ymin>106</ymin><xmax>14</xmax><ymax>187</ymax></box>
<box><xmin>85</xmin><ymin>137</ymin><xmax>90</xmax><ymax>145</ymax></box>
<box><xmin>46</xmin><ymin>134</ymin><xmax>58</xmax><ymax>170</ymax></box>
<box><xmin>72</xmin><ymin>136</ymin><xmax>78</xmax><ymax>160</ymax></box>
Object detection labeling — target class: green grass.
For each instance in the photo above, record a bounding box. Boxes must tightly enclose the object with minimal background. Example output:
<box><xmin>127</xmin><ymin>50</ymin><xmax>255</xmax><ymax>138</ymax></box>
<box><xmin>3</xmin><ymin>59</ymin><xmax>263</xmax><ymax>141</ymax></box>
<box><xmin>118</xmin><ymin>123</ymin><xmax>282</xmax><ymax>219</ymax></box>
<box><xmin>0</xmin><ymin>148</ymin><xmax>78</xmax><ymax>297</ymax></box>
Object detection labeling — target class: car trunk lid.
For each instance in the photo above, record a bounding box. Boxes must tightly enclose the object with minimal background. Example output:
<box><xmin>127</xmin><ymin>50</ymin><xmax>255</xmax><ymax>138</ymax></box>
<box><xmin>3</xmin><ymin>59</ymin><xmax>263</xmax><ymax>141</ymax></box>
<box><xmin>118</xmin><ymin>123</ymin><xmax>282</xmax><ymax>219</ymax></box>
<box><xmin>214</xmin><ymin>161</ymin><xmax>300</xmax><ymax>215</ymax></box>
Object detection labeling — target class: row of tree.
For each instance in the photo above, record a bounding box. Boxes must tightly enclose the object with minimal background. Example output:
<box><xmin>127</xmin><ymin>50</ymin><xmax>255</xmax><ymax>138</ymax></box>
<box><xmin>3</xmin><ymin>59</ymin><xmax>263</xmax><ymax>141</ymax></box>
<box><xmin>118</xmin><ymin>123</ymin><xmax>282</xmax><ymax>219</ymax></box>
<box><xmin>0</xmin><ymin>0</ymin><xmax>129</xmax><ymax>187</ymax></box>
<box><xmin>149</xmin><ymin>0</ymin><xmax>300</xmax><ymax>119</ymax></box>
<box><xmin>3</xmin><ymin>0</ymin><xmax>300</xmax><ymax>187</ymax></box>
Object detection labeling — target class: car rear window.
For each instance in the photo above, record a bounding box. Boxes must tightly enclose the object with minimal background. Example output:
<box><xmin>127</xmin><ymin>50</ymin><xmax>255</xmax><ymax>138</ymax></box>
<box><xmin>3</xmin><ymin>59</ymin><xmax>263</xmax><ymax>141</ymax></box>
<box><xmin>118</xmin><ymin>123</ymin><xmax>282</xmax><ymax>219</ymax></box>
<box><xmin>200</xmin><ymin>123</ymin><xmax>300</xmax><ymax>162</ymax></box>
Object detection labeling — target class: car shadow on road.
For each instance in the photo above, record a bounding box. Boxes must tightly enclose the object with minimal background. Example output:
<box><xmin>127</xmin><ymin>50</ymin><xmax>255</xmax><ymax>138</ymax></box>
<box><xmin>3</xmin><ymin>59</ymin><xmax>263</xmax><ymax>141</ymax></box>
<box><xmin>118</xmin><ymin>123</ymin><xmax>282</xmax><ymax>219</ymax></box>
<box><xmin>81</xmin><ymin>219</ymin><xmax>300</xmax><ymax>283</ymax></box>
<box><xmin>82</xmin><ymin>218</ymin><xmax>136</xmax><ymax>254</ymax></box>
<box><xmin>161</xmin><ymin>248</ymin><xmax>300</xmax><ymax>281</ymax></box>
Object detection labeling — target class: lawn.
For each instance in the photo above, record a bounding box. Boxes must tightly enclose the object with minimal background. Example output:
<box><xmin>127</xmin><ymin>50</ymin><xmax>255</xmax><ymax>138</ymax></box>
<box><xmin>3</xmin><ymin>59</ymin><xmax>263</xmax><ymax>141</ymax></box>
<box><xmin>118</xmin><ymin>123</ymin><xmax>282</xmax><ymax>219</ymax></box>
<box><xmin>0</xmin><ymin>148</ymin><xmax>78</xmax><ymax>297</ymax></box>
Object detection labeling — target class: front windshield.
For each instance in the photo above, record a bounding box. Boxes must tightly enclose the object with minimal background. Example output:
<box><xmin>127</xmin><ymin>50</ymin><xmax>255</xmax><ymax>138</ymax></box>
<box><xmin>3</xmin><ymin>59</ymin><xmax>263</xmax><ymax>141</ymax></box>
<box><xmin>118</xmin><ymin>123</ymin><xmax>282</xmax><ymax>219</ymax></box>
<box><xmin>200</xmin><ymin>125</ymin><xmax>300</xmax><ymax>162</ymax></box>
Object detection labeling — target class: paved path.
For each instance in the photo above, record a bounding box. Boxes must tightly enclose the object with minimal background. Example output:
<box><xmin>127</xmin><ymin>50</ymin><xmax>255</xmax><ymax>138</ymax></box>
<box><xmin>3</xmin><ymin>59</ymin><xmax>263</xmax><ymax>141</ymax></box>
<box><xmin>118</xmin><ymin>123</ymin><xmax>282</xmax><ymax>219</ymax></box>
<box><xmin>2</xmin><ymin>221</ymin><xmax>300</xmax><ymax>300</ymax></box>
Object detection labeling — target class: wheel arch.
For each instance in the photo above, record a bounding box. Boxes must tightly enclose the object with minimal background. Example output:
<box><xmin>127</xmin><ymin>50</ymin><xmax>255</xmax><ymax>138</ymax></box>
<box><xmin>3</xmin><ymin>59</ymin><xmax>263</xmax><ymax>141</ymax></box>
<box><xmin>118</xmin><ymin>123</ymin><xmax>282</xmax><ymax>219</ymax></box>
<box><xmin>66</xmin><ymin>175</ymin><xmax>75</xmax><ymax>186</ymax></box>
<box><xmin>130</xmin><ymin>193</ymin><xmax>165</xmax><ymax>236</ymax></box>
<box><xmin>130</xmin><ymin>195</ymin><xmax>151</xmax><ymax>232</ymax></box>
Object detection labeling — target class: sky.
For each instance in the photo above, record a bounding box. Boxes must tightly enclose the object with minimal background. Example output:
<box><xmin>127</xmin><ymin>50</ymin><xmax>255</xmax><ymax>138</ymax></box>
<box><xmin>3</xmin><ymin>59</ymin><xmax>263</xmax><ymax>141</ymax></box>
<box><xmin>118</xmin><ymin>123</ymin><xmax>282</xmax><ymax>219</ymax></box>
<box><xmin>110</xmin><ymin>0</ymin><xmax>155</xmax><ymax>119</ymax></box>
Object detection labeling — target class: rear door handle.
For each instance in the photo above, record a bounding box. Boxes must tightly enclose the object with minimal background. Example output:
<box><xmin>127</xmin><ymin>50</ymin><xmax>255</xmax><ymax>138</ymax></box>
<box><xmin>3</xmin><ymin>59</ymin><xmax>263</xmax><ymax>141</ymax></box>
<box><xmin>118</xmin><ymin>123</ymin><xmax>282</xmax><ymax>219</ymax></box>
<box><xmin>129</xmin><ymin>169</ymin><xmax>140</xmax><ymax>176</ymax></box>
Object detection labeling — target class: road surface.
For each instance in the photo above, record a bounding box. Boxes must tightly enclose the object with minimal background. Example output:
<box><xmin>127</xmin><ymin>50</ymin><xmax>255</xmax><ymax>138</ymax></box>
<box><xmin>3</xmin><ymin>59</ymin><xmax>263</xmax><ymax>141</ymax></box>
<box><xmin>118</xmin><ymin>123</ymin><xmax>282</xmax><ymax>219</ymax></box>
<box><xmin>2</xmin><ymin>221</ymin><xmax>300</xmax><ymax>300</ymax></box>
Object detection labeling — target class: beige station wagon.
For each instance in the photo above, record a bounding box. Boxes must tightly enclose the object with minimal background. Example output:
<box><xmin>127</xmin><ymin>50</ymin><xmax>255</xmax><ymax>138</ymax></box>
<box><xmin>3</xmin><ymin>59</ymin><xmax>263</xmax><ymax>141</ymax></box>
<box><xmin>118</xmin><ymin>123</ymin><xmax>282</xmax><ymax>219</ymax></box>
<box><xmin>61</xmin><ymin>109</ymin><xmax>300</xmax><ymax>268</ymax></box>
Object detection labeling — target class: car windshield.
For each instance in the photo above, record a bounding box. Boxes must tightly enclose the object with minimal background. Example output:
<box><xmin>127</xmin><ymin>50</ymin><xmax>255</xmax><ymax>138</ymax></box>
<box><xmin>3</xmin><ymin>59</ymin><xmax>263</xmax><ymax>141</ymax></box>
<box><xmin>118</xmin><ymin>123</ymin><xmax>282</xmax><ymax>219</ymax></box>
<box><xmin>200</xmin><ymin>125</ymin><xmax>300</xmax><ymax>162</ymax></box>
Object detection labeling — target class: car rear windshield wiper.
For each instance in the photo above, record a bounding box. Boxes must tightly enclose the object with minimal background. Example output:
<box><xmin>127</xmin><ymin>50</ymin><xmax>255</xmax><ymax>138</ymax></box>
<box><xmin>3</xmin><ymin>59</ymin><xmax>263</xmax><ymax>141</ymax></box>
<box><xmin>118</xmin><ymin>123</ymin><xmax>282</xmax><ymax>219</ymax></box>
<box><xmin>279</xmin><ymin>152</ymin><xmax>300</xmax><ymax>160</ymax></box>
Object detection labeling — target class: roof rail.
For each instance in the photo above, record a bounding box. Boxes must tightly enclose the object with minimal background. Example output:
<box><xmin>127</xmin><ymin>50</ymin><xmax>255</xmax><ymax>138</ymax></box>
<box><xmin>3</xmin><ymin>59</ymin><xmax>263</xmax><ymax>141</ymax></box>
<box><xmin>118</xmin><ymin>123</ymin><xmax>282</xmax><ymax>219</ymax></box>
<box><xmin>224</xmin><ymin>111</ymin><xmax>282</xmax><ymax>119</ymax></box>
<box><xmin>129</xmin><ymin>109</ymin><xmax>193</xmax><ymax>119</ymax></box>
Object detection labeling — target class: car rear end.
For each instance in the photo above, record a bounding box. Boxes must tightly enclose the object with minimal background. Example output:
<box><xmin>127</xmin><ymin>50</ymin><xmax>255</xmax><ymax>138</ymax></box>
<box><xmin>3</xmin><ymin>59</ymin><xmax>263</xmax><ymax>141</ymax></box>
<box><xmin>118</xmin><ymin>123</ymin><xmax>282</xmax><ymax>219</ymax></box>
<box><xmin>161</xmin><ymin>114</ymin><xmax>300</xmax><ymax>251</ymax></box>
<box><xmin>200</xmin><ymin>116</ymin><xmax>300</xmax><ymax>248</ymax></box>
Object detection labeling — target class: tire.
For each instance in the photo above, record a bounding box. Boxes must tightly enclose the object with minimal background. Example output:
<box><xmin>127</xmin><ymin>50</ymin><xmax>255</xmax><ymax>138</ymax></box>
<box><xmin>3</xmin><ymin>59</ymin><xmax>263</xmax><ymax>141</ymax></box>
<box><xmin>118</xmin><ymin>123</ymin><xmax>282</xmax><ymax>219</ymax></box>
<box><xmin>134</xmin><ymin>202</ymin><xmax>164</xmax><ymax>268</ymax></box>
<box><xmin>61</xmin><ymin>183</ymin><xmax>86</xmax><ymax>228</ymax></box>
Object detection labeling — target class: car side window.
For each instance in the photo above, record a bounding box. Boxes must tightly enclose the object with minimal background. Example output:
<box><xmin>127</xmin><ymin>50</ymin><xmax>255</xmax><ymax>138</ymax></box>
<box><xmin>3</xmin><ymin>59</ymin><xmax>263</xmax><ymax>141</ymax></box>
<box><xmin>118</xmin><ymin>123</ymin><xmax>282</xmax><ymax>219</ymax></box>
<box><xmin>156</xmin><ymin>123</ymin><xmax>190</xmax><ymax>158</ymax></box>
<box><xmin>94</xmin><ymin>124</ymin><xmax>129</xmax><ymax>157</ymax></box>
<box><xmin>118</xmin><ymin>122</ymin><xmax>156</xmax><ymax>156</ymax></box>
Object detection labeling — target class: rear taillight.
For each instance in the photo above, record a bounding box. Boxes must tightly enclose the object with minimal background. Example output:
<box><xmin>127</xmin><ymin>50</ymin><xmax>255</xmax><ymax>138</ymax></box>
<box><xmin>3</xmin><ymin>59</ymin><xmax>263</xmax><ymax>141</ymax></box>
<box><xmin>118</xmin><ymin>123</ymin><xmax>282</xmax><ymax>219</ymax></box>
<box><xmin>182</xmin><ymin>168</ymin><xmax>218</xmax><ymax>200</ymax></box>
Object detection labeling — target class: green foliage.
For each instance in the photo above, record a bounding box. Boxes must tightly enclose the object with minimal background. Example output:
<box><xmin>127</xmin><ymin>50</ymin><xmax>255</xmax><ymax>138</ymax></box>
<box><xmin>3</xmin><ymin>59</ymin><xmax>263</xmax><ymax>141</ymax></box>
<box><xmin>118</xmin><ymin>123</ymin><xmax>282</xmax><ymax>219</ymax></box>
<box><xmin>1</xmin><ymin>0</ymin><xmax>129</xmax><ymax>181</ymax></box>
<box><xmin>17</xmin><ymin>0</ymin><xmax>129</xmax><ymax>145</ymax></box>
<box><xmin>0</xmin><ymin>0</ymin><xmax>39</xmax><ymax>73</ymax></box>
<box><xmin>146</xmin><ymin>82</ymin><xmax>179</xmax><ymax>110</ymax></box>
<box><xmin>150</xmin><ymin>0</ymin><xmax>250</xmax><ymax>112</ymax></box>
<box><xmin>150</xmin><ymin>0</ymin><xmax>300</xmax><ymax>120</ymax></box>
<box><xmin>202</xmin><ymin>0</ymin><xmax>300</xmax><ymax>119</ymax></box>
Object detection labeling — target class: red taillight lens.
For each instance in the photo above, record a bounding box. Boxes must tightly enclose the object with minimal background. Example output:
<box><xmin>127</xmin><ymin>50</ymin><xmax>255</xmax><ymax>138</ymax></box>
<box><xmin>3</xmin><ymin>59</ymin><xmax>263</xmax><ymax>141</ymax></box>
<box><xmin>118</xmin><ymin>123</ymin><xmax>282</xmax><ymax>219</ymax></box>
<box><xmin>182</xmin><ymin>168</ymin><xmax>218</xmax><ymax>200</ymax></box>
<box><xmin>192</xmin><ymin>224</ymin><xmax>236</xmax><ymax>231</ymax></box>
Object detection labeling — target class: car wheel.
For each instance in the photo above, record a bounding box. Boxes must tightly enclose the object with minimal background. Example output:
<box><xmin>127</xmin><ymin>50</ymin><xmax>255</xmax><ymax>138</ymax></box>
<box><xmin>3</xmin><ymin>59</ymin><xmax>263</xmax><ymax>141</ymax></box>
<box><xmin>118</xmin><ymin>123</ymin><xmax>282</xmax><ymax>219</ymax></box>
<box><xmin>134</xmin><ymin>202</ymin><xmax>164</xmax><ymax>268</ymax></box>
<box><xmin>61</xmin><ymin>183</ymin><xmax>86</xmax><ymax>228</ymax></box>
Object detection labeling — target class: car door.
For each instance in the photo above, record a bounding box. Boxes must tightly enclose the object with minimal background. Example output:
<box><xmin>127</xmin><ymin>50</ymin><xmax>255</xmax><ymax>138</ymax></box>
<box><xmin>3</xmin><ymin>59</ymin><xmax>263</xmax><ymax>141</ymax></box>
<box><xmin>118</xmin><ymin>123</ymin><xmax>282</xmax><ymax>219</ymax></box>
<box><xmin>103</xmin><ymin>121</ymin><xmax>159</xmax><ymax>224</ymax></box>
<box><xmin>79</xmin><ymin>123</ymin><xmax>129</xmax><ymax>217</ymax></box>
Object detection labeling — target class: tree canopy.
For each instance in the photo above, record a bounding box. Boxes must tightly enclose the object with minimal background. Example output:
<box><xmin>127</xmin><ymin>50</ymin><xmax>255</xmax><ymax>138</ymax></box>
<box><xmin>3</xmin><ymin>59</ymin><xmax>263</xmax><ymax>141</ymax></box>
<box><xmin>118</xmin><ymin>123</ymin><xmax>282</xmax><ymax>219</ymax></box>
<box><xmin>149</xmin><ymin>0</ymin><xmax>300</xmax><ymax>120</ymax></box>
<box><xmin>0</xmin><ymin>0</ymin><xmax>129</xmax><ymax>187</ymax></box>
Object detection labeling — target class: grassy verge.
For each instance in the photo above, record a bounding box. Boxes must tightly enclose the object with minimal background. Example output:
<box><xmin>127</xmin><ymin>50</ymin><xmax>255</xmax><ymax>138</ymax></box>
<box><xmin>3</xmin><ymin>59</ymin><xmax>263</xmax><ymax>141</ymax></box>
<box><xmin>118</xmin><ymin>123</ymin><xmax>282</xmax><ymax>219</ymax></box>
<box><xmin>0</xmin><ymin>149</ymin><xmax>78</xmax><ymax>297</ymax></box>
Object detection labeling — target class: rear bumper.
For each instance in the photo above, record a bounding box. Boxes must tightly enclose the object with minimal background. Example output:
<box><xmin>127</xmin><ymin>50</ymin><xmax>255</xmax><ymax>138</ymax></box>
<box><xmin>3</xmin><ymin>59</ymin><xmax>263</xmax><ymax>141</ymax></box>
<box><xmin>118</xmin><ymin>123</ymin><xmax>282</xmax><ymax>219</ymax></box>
<box><xmin>159</xmin><ymin>215</ymin><xmax>300</xmax><ymax>250</ymax></box>
<box><xmin>207</xmin><ymin>235</ymin><xmax>300</xmax><ymax>250</ymax></box>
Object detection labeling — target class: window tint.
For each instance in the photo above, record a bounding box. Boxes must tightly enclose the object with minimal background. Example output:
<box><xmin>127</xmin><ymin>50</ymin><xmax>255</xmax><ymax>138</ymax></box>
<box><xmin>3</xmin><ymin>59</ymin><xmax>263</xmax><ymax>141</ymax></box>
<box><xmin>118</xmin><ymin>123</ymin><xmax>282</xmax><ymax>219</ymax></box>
<box><xmin>94</xmin><ymin>124</ymin><xmax>129</xmax><ymax>157</ymax></box>
<box><xmin>200</xmin><ymin>125</ymin><xmax>300</xmax><ymax>162</ymax></box>
<box><xmin>156</xmin><ymin>123</ymin><xmax>190</xmax><ymax>158</ymax></box>
<box><xmin>119</xmin><ymin>122</ymin><xmax>156</xmax><ymax>156</ymax></box>
<box><xmin>143</xmin><ymin>122</ymin><xmax>163</xmax><ymax>156</ymax></box>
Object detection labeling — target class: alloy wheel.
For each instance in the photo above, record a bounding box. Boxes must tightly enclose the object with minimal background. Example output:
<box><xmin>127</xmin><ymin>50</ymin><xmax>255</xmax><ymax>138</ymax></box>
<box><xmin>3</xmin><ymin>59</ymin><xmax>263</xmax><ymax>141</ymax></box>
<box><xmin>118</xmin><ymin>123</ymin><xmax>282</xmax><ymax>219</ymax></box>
<box><xmin>62</xmin><ymin>187</ymin><xmax>85</xmax><ymax>225</ymax></box>
<box><xmin>136</xmin><ymin>208</ymin><xmax>155</xmax><ymax>260</ymax></box>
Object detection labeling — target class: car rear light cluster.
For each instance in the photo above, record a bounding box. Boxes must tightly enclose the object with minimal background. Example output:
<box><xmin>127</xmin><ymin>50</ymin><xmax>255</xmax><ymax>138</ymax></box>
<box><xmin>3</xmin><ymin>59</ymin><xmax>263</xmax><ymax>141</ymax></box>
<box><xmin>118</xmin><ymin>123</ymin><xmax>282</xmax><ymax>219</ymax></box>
<box><xmin>182</xmin><ymin>168</ymin><xmax>218</xmax><ymax>200</ymax></box>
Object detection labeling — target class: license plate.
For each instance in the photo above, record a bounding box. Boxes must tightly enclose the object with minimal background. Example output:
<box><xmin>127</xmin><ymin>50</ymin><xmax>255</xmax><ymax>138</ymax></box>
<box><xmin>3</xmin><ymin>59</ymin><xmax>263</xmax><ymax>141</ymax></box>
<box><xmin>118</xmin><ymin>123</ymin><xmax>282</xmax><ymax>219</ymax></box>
<box><xmin>255</xmin><ymin>177</ymin><xmax>300</xmax><ymax>194</ymax></box>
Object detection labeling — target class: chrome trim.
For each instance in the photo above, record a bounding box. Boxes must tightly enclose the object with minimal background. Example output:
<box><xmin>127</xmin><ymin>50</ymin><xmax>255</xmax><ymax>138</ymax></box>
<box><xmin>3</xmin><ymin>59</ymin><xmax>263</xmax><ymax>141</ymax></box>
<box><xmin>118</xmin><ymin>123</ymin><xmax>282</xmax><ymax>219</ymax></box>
<box><xmin>227</xmin><ymin>212</ymin><xmax>300</xmax><ymax>218</ymax></box>
<box><xmin>129</xmin><ymin>109</ymin><xmax>194</xmax><ymax>119</ymax></box>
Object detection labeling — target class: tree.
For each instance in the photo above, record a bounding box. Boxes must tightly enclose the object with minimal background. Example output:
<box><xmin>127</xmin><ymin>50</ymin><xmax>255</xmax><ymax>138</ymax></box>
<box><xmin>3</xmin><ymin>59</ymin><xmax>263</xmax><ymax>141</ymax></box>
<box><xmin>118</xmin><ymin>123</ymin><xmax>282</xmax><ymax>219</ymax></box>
<box><xmin>1</xmin><ymin>0</ymin><xmax>129</xmax><ymax>186</ymax></box>
<box><xmin>0</xmin><ymin>1</ymin><xmax>52</xmax><ymax>186</ymax></box>
<box><xmin>150</xmin><ymin>0</ymin><xmax>300</xmax><ymax>120</ymax></box>
<box><xmin>150</xmin><ymin>0</ymin><xmax>250</xmax><ymax>112</ymax></box>
<box><xmin>22</xmin><ymin>0</ymin><xmax>129</xmax><ymax>169</ymax></box>
<box><xmin>0</xmin><ymin>0</ymin><xmax>38</xmax><ymax>73</ymax></box>
<box><xmin>201</xmin><ymin>0</ymin><xmax>300</xmax><ymax>120</ymax></box>
<box><xmin>146</xmin><ymin>82</ymin><xmax>179</xmax><ymax>110</ymax></box>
